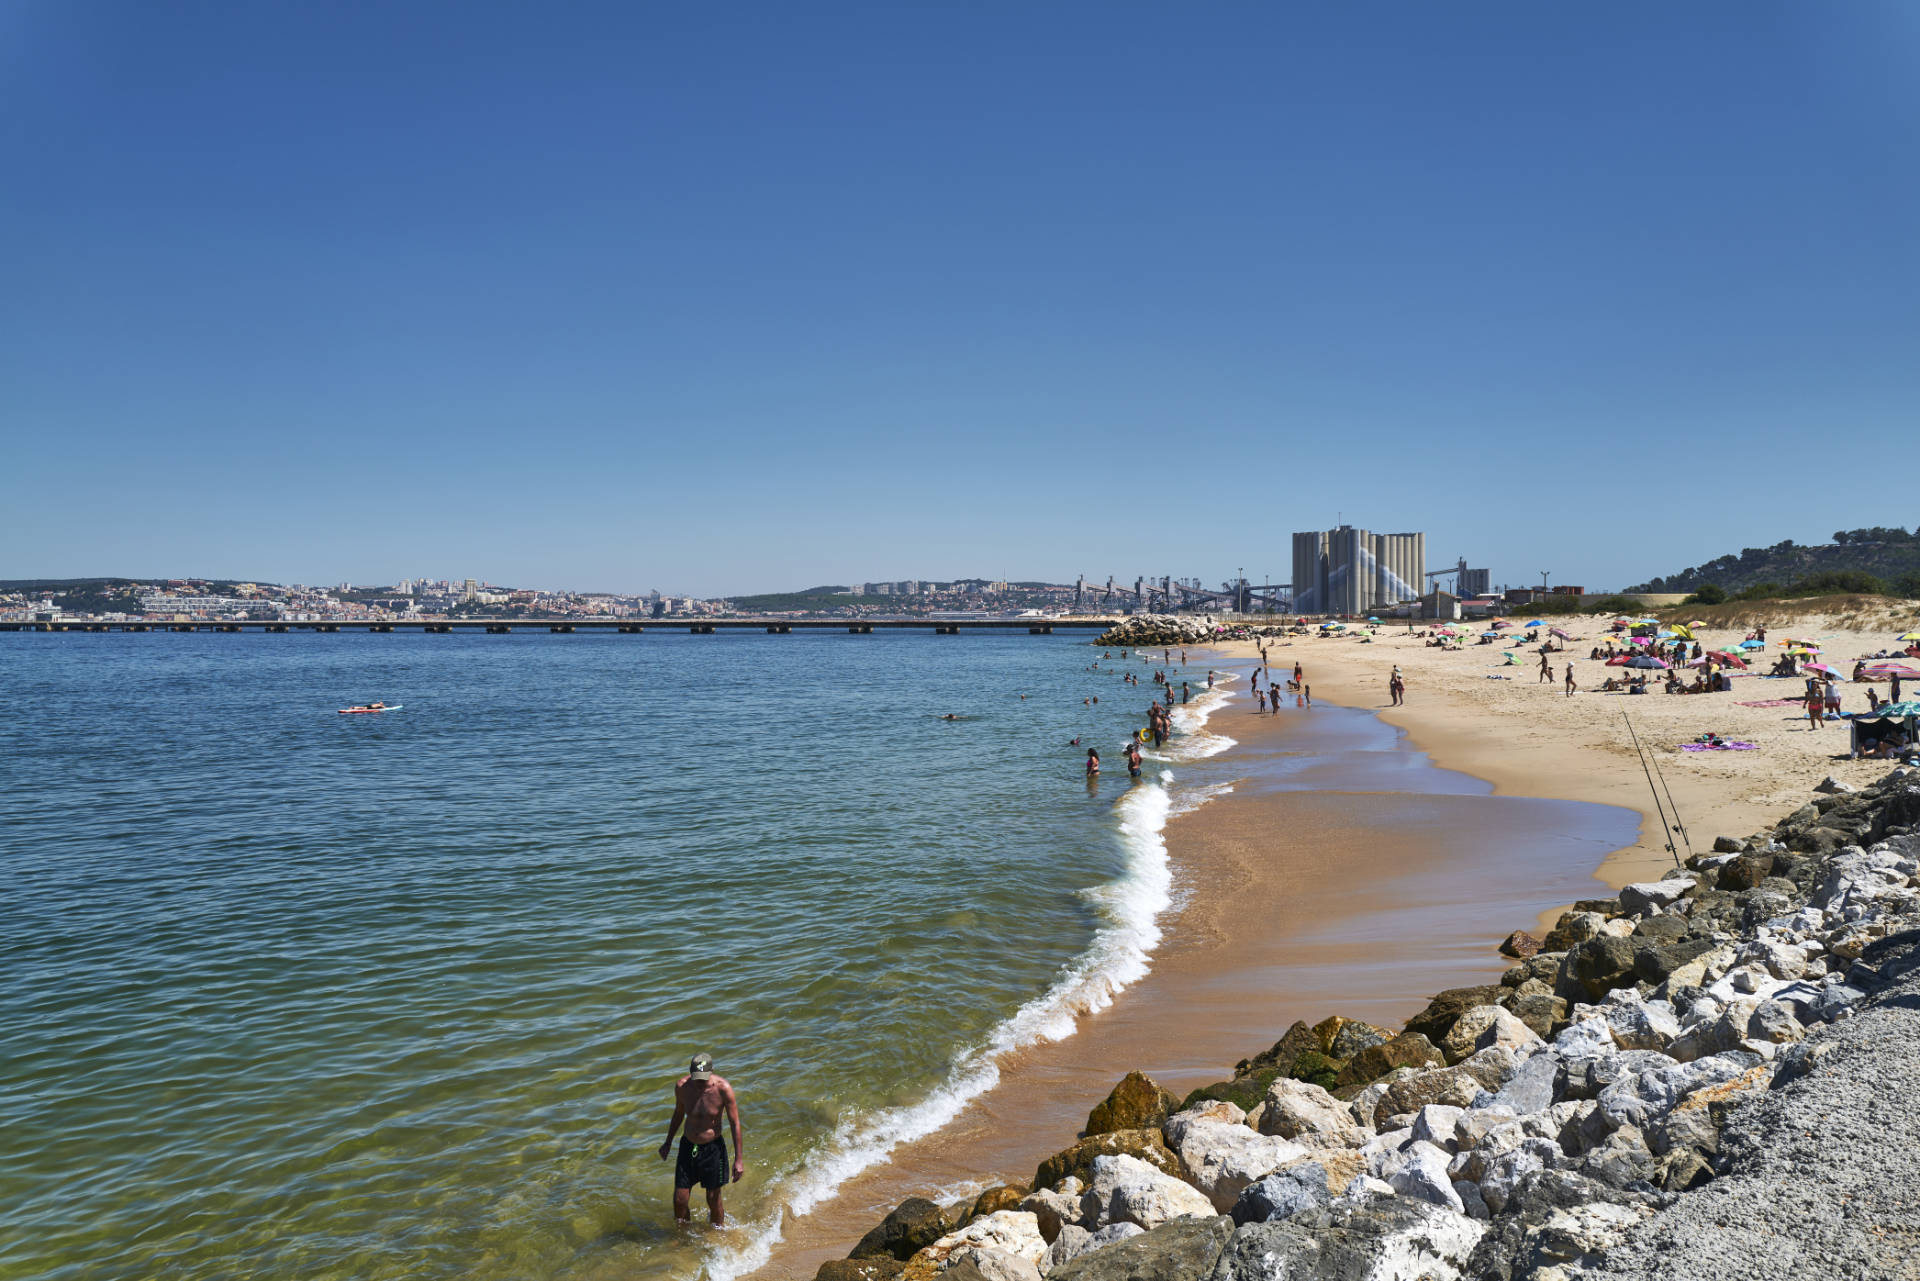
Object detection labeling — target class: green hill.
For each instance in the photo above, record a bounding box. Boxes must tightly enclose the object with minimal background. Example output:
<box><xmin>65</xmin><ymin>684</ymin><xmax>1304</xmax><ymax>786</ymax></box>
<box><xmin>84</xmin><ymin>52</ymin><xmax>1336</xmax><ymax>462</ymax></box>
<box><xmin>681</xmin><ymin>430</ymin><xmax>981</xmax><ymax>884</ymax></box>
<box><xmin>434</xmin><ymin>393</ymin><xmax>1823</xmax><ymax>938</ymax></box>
<box><xmin>1629</xmin><ymin>528</ymin><xmax>1920</xmax><ymax>599</ymax></box>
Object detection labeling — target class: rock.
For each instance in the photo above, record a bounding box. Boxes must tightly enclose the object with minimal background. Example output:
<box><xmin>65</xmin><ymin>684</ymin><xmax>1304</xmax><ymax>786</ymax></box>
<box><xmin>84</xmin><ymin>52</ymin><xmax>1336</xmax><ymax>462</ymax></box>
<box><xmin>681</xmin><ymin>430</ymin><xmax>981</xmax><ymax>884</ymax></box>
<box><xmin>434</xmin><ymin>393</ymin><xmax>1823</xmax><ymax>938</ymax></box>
<box><xmin>1233</xmin><ymin>1020</ymin><xmax>1324</xmax><ymax>1079</ymax></box>
<box><xmin>853</xmin><ymin>1198</ymin><xmax>954</xmax><ymax>1261</ymax></box>
<box><xmin>1558</xmin><ymin>936</ymin><xmax>1641</xmax><ymax>1002</ymax></box>
<box><xmin>1387</xmin><ymin>1140</ymin><xmax>1465</xmax><ymax>1213</ymax></box>
<box><xmin>972</xmin><ymin>1186</ymin><xmax>1029</xmax><ymax>1221</ymax></box>
<box><xmin>1178</xmin><ymin>1072</ymin><xmax>1280</xmax><ymax>1115</ymax></box>
<box><xmin>1163</xmin><ymin>1108</ymin><xmax>1309</xmax><ymax>1212</ymax></box>
<box><xmin>1410</xmin><ymin>1104</ymin><xmax>1467</xmax><ymax>1151</ymax></box>
<box><xmin>1710</xmin><ymin>835</ymin><xmax>1745</xmax><ymax>853</ymax></box>
<box><xmin>1436</xmin><ymin>1005</ymin><xmax>1507</xmax><ymax>1064</ymax></box>
<box><xmin>1737</xmin><ymin>938</ymin><xmax>1809</xmax><ymax>980</ymax></box>
<box><xmin>1033</xmin><ymin>1131</ymin><xmax>1184</xmax><ymax>1193</ymax></box>
<box><xmin>1255</xmin><ymin>1077</ymin><xmax>1368</xmax><ymax>1147</ymax></box>
<box><xmin>1327</xmin><ymin>1019</ymin><xmax>1395</xmax><ymax>1061</ymax></box>
<box><xmin>1745</xmin><ymin>999</ymin><xmax>1806</xmax><ymax>1043</ymax></box>
<box><xmin>1473</xmin><ymin>1007</ymin><xmax>1544</xmax><ymax>1059</ymax></box>
<box><xmin>1404</xmin><ymin>985</ymin><xmax>1511</xmax><ymax>1047</ymax></box>
<box><xmin>1344</xmin><ymin>1067</ymin><xmax>1418</xmax><ymax>1127</ymax></box>
<box><xmin>1041</xmin><ymin>1225</ymin><xmax>1093</xmax><ymax>1274</ymax></box>
<box><xmin>817</xmin><ymin>1259</ymin><xmax>907</xmax><ymax>1281</ymax></box>
<box><xmin>1577</xmin><ymin>1122</ymin><xmax>1655</xmax><ymax>1190</ymax></box>
<box><xmin>1477</xmin><ymin>1048</ymin><xmax>1561</xmax><ymax>1116</ymax></box>
<box><xmin>1593</xmin><ymin>1052</ymin><xmax>1760</xmax><ymax>1134</ymax></box>
<box><xmin>1335</xmin><ymin>1032</ymin><xmax>1445</xmax><ymax>1088</ymax></box>
<box><xmin>1620</xmin><ymin>880</ymin><xmax>1692</xmax><ymax>916</ymax></box>
<box><xmin>1378</xmin><ymin>1066</ymin><xmax>1485</xmax><ymax>1122</ymax></box>
<box><xmin>1630</xmin><ymin>913</ymin><xmax>1688</xmax><ymax>945</ymax></box>
<box><xmin>1542</xmin><ymin>910</ymin><xmax>1609</xmax><ymax>952</ymax></box>
<box><xmin>1464</xmin><ymin>1169</ymin><xmax>1653</xmax><ymax>1279</ymax></box>
<box><xmin>1048</xmin><ymin>1213</ymin><xmax>1232</xmax><ymax>1281</ymax></box>
<box><xmin>1478</xmin><ymin>1137</ymin><xmax>1564</xmax><ymax>1213</ymax></box>
<box><xmin>1499</xmin><ymin>930</ymin><xmax>1544</xmax><ymax>958</ymax></box>
<box><xmin>1085</xmin><ymin>1073</ymin><xmax>1181</xmax><ymax>1138</ymax></box>
<box><xmin>1634</xmin><ymin>937</ymin><xmax>1719</xmax><ymax>986</ymax></box>
<box><xmin>1603</xmin><ymin>995</ymin><xmax>1682</xmax><ymax>1052</ymax></box>
<box><xmin>1079</xmin><ymin>1154</ymin><xmax>1217</xmax><ymax>1231</ymax></box>
<box><xmin>1210</xmin><ymin>1198</ymin><xmax>1484</xmax><ymax>1281</ymax></box>
<box><xmin>907</xmin><ymin>1212</ymin><xmax>1049</xmax><ymax>1279</ymax></box>
<box><xmin>1716</xmin><ymin>853</ymin><xmax>1774</xmax><ymax>892</ymax></box>
<box><xmin>1229</xmin><ymin>1161</ymin><xmax>1334</xmax><ymax>1225</ymax></box>
<box><xmin>1503</xmin><ymin>992</ymin><xmax>1568</xmax><ymax>1041</ymax></box>
<box><xmin>953</xmin><ymin>1250</ymin><xmax>1040</xmax><ymax>1281</ymax></box>
<box><xmin>1019</xmin><ymin>1179</ymin><xmax>1083</xmax><ymax>1244</ymax></box>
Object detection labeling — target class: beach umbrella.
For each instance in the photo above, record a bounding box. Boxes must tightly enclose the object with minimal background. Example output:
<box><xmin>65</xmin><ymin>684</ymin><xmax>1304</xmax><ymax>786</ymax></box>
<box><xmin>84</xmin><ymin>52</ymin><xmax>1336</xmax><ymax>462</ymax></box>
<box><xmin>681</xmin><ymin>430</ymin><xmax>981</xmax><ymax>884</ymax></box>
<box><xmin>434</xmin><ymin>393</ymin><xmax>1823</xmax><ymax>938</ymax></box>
<box><xmin>1900</xmin><ymin>632</ymin><xmax>1920</xmax><ymax>642</ymax></box>
<box><xmin>1606</xmin><ymin>655</ymin><xmax>1636</xmax><ymax>666</ymax></box>
<box><xmin>1550</xmin><ymin>627</ymin><xmax>1573</xmax><ymax>640</ymax></box>
<box><xmin>1480</xmin><ymin>630</ymin><xmax>1503</xmax><ymax>638</ymax></box>
<box><xmin>1863</xmin><ymin>661</ymin><xmax>1920</xmax><ymax>679</ymax></box>
<box><xmin>1626</xmin><ymin>655</ymin><xmax>1668</xmax><ymax>669</ymax></box>
<box><xmin>1707</xmin><ymin>651</ymin><xmax>1749</xmax><ymax>668</ymax></box>
<box><xmin>1524</xmin><ymin>619</ymin><xmax>1546</xmax><ymax>628</ymax></box>
<box><xmin>1805</xmin><ymin>662</ymin><xmax>1842</xmax><ymax>677</ymax></box>
<box><xmin>1491</xmin><ymin>620</ymin><xmax>1512</xmax><ymax>629</ymax></box>
<box><xmin>1737</xmin><ymin>639</ymin><xmax>1765</xmax><ymax>650</ymax></box>
<box><xmin>1669</xmin><ymin>624</ymin><xmax>1695</xmax><ymax>640</ymax></box>
<box><xmin>1688</xmin><ymin>620</ymin><xmax>1708</xmax><ymax>628</ymax></box>
<box><xmin>1367</xmin><ymin>616</ymin><xmax>1380</xmax><ymax>622</ymax></box>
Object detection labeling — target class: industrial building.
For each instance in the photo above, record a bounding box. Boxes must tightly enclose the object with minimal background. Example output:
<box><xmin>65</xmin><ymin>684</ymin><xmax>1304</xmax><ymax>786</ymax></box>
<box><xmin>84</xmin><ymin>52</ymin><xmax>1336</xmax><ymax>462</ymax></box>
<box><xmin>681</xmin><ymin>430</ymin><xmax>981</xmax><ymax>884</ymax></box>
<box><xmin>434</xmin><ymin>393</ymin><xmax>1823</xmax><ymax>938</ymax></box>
<box><xmin>1291</xmin><ymin>526</ymin><xmax>1426</xmax><ymax>616</ymax></box>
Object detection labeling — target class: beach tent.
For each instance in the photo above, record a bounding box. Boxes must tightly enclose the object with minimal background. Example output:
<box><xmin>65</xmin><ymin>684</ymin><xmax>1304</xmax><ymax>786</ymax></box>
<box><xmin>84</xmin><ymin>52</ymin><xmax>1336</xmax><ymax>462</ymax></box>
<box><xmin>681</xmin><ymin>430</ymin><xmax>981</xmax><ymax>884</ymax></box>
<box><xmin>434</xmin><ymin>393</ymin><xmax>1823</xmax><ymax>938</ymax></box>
<box><xmin>1852</xmin><ymin>701</ymin><xmax>1920</xmax><ymax>759</ymax></box>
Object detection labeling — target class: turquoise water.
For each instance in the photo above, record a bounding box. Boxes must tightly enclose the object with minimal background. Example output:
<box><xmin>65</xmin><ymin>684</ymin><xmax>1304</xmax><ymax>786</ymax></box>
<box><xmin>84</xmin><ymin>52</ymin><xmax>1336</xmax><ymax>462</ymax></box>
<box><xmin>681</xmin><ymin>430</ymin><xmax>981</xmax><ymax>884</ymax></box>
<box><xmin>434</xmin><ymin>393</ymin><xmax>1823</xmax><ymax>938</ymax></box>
<box><xmin>0</xmin><ymin>632</ymin><xmax>1230</xmax><ymax>1281</ymax></box>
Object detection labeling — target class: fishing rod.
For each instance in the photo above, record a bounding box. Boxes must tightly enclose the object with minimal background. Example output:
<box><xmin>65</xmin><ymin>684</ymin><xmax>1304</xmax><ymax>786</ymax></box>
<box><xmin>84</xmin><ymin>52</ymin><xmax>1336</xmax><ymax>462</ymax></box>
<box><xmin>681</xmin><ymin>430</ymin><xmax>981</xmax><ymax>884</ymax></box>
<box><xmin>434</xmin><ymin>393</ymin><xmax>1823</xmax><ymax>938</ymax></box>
<box><xmin>1643</xmin><ymin>723</ymin><xmax>1695</xmax><ymax>863</ymax></box>
<box><xmin>1621</xmin><ymin>712</ymin><xmax>1684</xmax><ymax>869</ymax></box>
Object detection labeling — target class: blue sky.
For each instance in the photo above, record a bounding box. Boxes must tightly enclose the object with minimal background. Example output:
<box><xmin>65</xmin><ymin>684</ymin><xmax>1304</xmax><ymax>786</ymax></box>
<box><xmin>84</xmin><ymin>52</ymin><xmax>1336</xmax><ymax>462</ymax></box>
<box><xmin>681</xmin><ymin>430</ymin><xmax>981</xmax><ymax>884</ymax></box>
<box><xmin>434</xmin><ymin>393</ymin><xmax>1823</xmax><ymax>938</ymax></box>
<box><xmin>4</xmin><ymin>2</ymin><xmax>1917</xmax><ymax>595</ymax></box>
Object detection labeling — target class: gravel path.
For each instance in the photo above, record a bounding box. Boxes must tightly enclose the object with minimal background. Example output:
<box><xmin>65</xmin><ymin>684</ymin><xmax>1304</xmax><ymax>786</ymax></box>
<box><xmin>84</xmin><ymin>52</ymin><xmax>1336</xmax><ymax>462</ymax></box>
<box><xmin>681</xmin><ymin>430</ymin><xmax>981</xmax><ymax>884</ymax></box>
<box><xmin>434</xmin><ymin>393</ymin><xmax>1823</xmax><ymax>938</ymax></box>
<box><xmin>1591</xmin><ymin>924</ymin><xmax>1920</xmax><ymax>1281</ymax></box>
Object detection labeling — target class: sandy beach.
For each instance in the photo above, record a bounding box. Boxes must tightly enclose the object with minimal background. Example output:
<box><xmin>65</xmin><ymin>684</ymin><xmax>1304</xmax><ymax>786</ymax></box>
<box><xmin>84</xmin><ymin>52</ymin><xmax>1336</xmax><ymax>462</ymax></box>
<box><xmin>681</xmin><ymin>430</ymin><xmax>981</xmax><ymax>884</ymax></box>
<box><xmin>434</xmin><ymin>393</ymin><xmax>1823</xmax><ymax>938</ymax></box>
<box><xmin>1214</xmin><ymin>598</ymin><xmax>1920</xmax><ymax>927</ymax></box>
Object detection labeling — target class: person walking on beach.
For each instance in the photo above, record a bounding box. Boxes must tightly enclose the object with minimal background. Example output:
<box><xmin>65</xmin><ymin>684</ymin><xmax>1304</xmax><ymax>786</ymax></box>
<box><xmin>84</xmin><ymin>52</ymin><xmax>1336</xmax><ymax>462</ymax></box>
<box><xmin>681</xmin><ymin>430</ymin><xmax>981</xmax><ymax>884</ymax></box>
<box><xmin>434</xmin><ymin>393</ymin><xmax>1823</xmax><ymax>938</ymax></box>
<box><xmin>1806</xmin><ymin>684</ymin><xmax>1825</xmax><ymax>730</ymax></box>
<box><xmin>1565</xmin><ymin>664</ymin><xmax>1576</xmax><ymax>698</ymax></box>
<box><xmin>659</xmin><ymin>1053</ymin><xmax>744</xmax><ymax>1227</ymax></box>
<box><xmin>1293</xmin><ymin>662</ymin><xmax>1303</xmax><ymax>689</ymax></box>
<box><xmin>1302</xmin><ymin>683</ymin><xmax>1312</xmax><ymax>707</ymax></box>
<box><xmin>1538</xmin><ymin>649</ymin><xmax>1552</xmax><ymax>683</ymax></box>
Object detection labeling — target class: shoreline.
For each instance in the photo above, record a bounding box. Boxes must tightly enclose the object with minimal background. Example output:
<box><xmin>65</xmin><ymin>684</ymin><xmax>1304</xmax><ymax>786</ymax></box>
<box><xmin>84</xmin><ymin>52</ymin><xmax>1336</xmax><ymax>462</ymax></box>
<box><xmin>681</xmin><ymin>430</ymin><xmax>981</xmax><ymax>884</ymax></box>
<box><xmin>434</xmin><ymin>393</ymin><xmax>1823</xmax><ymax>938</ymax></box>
<box><xmin>743</xmin><ymin>641</ymin><xmax>1641</xmax><ymax>1280</ymax></box>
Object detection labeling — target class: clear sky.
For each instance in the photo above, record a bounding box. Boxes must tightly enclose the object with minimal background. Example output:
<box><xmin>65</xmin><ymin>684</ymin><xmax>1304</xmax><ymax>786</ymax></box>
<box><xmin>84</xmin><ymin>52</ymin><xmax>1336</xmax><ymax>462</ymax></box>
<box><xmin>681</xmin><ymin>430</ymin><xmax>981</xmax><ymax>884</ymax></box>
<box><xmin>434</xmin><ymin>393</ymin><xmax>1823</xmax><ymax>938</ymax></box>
<box><xmin>5</xmin><ymin>2</ymin><xmax>1917</xmax><ymax>596</ymax></box>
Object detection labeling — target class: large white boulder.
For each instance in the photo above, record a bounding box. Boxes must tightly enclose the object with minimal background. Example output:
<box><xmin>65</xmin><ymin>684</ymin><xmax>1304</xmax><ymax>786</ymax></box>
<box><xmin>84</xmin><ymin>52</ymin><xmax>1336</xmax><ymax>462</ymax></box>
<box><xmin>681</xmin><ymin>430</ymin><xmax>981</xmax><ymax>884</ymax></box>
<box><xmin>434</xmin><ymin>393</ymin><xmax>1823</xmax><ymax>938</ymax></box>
<box><xmin>1078</xmin><ymin>1154</ymin><xmax>1215</xmax><ymax>1231</ymax></box>
<box><xmin>1257</xmin><ymin>1077</ymin><xmax>1369</xmax><ymax>1148</ymax></box>
<box><xmin>1163</xmin><ymin>1108</ymin><xmax>1309</xmax><ymax>1211</ymax></box>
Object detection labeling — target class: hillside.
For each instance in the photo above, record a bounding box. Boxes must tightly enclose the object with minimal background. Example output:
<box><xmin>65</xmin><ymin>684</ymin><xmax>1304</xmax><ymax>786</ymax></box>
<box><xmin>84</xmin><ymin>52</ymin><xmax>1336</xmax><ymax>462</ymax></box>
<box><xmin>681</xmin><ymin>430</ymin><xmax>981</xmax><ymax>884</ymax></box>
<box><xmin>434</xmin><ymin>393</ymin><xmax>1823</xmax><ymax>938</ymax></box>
<box><xmin>1629</xmin><ymin>528</ymin><xmax>1920</xmax><ymax>598</ymax></box>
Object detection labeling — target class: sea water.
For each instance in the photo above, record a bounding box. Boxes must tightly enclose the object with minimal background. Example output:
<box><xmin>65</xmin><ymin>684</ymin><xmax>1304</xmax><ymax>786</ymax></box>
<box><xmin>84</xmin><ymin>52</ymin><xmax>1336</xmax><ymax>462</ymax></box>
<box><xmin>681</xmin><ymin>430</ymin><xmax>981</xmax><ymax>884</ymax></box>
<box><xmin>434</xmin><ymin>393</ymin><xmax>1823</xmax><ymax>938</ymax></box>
<box><xmin>0</xmin><ymin>631</ymin><xmax>1231</xmax><ymax>1281</ymax></box>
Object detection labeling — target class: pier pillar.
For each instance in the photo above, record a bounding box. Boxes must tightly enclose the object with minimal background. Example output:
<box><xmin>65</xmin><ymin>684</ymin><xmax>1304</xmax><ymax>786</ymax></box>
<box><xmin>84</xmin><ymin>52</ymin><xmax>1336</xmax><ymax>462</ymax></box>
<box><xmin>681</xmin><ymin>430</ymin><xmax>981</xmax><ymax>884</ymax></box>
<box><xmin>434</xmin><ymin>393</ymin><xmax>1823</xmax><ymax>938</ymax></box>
<box><xmin>618</xmin><ymin>624</ymin><xmax>645</xmax><ymax>633</ymax></box>
<box><xmin>487</xmin><ymin>624</ymin><xmax>511</xmax><ymax>634</ymax></box>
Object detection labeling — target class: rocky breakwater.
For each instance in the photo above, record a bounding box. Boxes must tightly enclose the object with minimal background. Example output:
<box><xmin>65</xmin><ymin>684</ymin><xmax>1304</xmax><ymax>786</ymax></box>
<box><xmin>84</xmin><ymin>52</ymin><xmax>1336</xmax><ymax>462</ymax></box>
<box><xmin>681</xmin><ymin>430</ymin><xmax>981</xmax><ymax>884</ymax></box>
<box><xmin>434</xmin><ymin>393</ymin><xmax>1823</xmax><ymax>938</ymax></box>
<box><xmin>819</xmin><ymin>766</ymin><xmax>1920</xmax><ymax>1281</ymax></box>
<box><xmin>1093</xmin><ymin>616</ymin><xmax>1247</xmax><ymax>649</ymax></box>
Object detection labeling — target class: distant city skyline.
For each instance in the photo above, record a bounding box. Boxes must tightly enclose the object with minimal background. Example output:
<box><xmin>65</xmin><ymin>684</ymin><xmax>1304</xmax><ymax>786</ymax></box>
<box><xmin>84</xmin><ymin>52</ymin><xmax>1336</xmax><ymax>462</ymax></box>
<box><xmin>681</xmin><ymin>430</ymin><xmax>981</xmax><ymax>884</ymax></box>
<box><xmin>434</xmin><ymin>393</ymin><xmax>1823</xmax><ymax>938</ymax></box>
<box><xmin>6</xmin><ymin>4</ymin><xmax>1917</xmax><ymax>592</ymax></box>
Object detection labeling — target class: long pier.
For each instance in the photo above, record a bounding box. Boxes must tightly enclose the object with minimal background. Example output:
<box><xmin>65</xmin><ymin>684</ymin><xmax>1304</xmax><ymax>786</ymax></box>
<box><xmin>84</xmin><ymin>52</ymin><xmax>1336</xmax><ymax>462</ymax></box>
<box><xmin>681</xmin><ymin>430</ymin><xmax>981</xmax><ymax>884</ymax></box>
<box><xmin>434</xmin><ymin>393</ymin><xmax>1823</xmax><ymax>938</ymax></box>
<box><xmin>2</xmin><ymin>617</ymin><xmax>1122</xmax><ymax>636</ymax></box>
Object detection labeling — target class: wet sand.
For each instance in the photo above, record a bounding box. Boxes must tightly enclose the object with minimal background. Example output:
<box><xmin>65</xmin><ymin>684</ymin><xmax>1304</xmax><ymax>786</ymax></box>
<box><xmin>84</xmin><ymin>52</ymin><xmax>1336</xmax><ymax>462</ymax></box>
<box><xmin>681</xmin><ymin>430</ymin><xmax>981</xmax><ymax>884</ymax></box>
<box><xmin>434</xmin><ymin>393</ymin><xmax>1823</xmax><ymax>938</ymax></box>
<box><xmin>745</xmin><ymin>686</ymin><xmax>1636</xmax><ymax>1279</ymax></box>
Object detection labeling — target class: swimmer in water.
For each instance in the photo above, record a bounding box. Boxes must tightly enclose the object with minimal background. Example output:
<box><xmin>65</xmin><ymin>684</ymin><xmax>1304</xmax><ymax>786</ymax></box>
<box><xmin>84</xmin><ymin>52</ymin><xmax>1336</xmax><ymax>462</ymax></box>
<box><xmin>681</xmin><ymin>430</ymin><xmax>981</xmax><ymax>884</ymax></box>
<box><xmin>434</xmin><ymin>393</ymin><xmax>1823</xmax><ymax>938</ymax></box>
<box><xmin>1085</xmin><ymin>748</ymin><xmax>1100</xmax><ymax>776</ymax></box>
<box><xmin>943</xmin><ymin>714</ymin><xmax>959</xmax><ymax>720</ymax></box>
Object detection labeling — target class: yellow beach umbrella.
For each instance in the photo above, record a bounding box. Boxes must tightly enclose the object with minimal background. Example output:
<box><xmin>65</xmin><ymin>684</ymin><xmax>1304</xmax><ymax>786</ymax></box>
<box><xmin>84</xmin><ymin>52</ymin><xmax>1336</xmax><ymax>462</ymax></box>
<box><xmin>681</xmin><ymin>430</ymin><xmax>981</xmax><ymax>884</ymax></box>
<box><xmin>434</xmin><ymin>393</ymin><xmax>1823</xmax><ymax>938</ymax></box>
<box><xmin>1901</xmin><ymin>631</ymin><xmax>1920</xmax><ymax>642</ymax></box>
<box><xmin>1669</xmin><ymin>624</ymin><xmax>1695</xmax><ymax>641</ymax></box>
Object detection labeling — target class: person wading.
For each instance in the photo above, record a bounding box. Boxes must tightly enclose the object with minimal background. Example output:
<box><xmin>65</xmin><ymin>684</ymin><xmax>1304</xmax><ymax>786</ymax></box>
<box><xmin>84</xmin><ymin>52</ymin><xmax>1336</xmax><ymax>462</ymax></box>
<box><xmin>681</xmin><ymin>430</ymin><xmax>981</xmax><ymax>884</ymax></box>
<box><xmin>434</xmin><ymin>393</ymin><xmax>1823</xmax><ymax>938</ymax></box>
<box><xmin>659</xmin><ymin>1053</ymin><xmax>744</xmax><ymax>1226</ymax></box>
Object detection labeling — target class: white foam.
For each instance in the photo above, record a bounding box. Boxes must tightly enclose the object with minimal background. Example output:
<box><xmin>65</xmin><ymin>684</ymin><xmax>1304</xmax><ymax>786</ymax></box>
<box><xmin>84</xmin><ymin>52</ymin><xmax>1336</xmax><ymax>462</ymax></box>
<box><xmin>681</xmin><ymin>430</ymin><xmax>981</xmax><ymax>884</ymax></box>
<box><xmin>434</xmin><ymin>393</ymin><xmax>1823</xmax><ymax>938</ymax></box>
<box><xmin>700</xmin><ymin>774</ymin><xmax>1182</xmax><ymax>1281</ymax></box>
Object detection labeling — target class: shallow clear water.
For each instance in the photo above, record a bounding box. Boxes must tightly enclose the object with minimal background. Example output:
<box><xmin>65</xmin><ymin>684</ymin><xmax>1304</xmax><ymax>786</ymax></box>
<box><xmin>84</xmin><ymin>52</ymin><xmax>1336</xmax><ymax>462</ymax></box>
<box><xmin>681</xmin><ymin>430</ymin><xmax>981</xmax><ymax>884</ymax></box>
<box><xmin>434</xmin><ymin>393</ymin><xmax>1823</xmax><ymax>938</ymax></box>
<box><xmin>0</xmin><ymin>631</ymin><xmax>1225</xmax><ymax>1281</ymax></box>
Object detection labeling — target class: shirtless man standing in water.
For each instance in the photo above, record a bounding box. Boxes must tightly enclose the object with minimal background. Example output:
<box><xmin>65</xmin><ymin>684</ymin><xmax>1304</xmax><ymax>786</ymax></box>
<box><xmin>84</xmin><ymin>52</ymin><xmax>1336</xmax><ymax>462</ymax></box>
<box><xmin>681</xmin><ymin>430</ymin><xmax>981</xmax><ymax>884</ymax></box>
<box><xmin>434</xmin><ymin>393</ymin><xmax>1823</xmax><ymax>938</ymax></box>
<box><xmin>659</xmin><ymin>1053</ymin><xmax>744</xmax><ymax>1225</ymax></box>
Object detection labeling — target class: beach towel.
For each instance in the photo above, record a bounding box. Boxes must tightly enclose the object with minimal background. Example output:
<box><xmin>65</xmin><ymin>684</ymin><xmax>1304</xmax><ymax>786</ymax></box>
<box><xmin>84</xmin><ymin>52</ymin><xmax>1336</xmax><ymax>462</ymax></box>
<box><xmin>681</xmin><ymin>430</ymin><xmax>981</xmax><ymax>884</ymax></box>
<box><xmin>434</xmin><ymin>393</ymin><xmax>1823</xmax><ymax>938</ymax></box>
<box><xmin>1681</xmin><ymin>741</ymin><xmax>1757</xmax><ymax>752</ymax></box>
<box><xmin>1736</xmin><ymin>699</ymin><xmax>1800</xmax><ymax>708</ymax></box>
